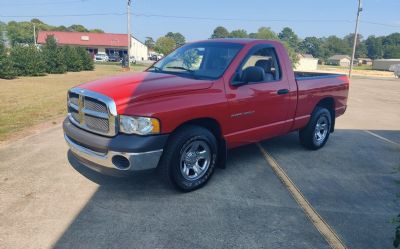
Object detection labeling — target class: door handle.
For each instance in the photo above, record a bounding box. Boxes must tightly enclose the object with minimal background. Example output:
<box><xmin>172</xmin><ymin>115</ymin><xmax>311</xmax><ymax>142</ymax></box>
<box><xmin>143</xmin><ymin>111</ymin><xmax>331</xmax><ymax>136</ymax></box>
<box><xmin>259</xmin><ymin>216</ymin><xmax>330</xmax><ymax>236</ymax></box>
<box><xmin>277</xmin><ymin>89</ymin><xmax>289</xmax><ymax>95</ymax></box>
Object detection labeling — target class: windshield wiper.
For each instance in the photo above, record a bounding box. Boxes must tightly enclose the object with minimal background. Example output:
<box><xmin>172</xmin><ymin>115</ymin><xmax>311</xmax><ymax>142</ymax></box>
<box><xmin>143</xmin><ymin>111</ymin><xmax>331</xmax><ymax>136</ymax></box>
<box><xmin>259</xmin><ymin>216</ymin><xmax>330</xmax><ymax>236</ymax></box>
<box><xmin>165</xmin><ymin>66</ymin><xmax>194</xmax><ymax>73</ymax></box>
<box><xmin>148</xmin><ymin>65</ymin><xmax>163</xmax><ymax>72</ymax></box>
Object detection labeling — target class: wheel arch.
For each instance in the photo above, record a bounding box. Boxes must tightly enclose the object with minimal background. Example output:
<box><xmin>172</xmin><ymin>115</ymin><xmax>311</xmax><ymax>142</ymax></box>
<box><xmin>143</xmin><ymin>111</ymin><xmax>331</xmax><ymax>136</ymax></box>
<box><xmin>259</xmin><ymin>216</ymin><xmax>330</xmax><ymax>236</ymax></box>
<box><xmin>170</xmin><ymin>117</ymin><xmax>227</xmax><ymax>168</ymax></box>
<box><xmin>315</xmin><ymin>97</ymin><xmax>335</xmax><ymax>132</ymax></box>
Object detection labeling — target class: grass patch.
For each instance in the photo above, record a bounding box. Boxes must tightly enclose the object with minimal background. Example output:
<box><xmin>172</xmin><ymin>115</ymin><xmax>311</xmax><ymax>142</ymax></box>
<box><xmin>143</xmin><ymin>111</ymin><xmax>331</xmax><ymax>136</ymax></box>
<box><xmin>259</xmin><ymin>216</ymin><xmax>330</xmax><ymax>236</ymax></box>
<box><xmin>318</xmin><ymin>65</ymin><xmax>372</xmax><ymax>70</ymax></box>
<box><xmin>0</xmin><ymin>64</ymin><xmax>147</xmax><ymax>141</ymax></box>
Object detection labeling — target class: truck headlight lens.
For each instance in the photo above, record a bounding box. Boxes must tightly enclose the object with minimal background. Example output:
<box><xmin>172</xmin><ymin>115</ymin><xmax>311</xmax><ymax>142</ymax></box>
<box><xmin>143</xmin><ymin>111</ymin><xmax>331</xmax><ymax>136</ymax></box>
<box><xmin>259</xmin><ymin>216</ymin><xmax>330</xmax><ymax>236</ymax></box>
<box><xmin>119</xmin><ymin>116</ymin><xmax>160</xmax><ymax>135</ymax></box>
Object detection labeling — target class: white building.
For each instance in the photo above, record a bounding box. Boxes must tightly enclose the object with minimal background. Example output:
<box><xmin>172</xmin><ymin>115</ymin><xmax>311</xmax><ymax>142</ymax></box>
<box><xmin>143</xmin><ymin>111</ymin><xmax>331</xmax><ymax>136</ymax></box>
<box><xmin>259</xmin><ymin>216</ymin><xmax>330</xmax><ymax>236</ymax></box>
<box><xmin>295</xmin><ymin>54</ymin><xmax>319</xmax><ymax>71</ymax></box>
<box><xmin>372</xmin><ymin>59</ymin><xmax>400</xmax><ymax>71</ymax></box>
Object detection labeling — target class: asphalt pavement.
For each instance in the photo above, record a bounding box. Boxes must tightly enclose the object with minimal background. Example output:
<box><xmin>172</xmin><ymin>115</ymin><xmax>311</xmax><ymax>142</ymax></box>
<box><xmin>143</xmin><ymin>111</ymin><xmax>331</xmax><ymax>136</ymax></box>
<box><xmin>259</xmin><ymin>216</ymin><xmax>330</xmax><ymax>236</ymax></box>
<box><xmin>0</xmin><ymin>77</ymin><xmax>399</xmax><ymax>249</ymax></box>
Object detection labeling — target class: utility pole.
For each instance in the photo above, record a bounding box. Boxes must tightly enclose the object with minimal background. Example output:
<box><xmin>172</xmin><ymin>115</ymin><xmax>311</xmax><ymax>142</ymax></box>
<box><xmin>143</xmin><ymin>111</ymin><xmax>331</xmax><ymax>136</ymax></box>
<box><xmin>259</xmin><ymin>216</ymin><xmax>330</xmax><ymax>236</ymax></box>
<box><xmin>127</xmin><ymin>0</ymin><xmax>131</xmax><ymax>69</ymax></box>
<box><xmin>349</xmin><ymin>0</ymin><xmax>362</xmax><ymax>78</ymax></box>
<box><xmin>33</xmin><ymin>24</ymin><xmax>37</xmax><ymax>46</ymax></box>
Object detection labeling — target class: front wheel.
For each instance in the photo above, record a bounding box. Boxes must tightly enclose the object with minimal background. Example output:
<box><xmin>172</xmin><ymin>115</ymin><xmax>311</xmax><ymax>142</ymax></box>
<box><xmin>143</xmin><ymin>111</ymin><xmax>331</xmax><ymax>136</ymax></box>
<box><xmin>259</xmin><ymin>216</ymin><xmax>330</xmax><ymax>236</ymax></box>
<box><xmin>158</xmin><ymin>125</ymin><xmax>218</xmax><ymax>191</ymax></box>
<box><xmin>299</xmin><ymin>107</ymin><xmax>332</xmax><ymax>150</ymax></box>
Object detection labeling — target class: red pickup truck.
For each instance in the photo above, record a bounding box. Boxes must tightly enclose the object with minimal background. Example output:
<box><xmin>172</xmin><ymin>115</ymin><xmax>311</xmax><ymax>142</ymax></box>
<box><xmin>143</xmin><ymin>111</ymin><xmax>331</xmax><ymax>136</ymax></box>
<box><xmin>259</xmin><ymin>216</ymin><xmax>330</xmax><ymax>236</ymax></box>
<box><xmin>64</xmin><ymin>39</ymin><xmax>349</xmax><ymax>191</ymax></box>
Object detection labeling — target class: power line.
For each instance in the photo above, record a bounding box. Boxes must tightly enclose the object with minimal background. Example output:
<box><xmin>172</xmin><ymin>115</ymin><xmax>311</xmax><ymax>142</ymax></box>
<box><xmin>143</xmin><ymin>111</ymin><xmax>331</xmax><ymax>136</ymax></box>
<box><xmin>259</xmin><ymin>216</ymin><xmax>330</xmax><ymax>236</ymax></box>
<box><xmin>0</xmin><ymin>12</ymin><xmax>399</xmax><ymax>28</ymax></box>
<box><xmin>0</xmin><ymin>13</ymin><xmax>125</xmax><ymax>18</ymax></box>
<box><xmin>1</xmin><ymin>0</ymin><xmax>89</xmax><ymax>7</ymax></box>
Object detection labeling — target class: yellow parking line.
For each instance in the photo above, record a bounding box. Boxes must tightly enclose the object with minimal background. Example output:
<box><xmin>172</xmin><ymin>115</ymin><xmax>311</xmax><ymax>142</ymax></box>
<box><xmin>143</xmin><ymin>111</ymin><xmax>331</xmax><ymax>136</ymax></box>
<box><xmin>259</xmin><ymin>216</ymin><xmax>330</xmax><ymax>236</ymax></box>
<box><xmin>256</xmin><ymin>143</ymin><xmax>347</xmax><ymax>249</ymax></box>
<box><xmin>364</xmin><ymin>130</ymin><xmax>400</xmax><ymax>147</ymax></box>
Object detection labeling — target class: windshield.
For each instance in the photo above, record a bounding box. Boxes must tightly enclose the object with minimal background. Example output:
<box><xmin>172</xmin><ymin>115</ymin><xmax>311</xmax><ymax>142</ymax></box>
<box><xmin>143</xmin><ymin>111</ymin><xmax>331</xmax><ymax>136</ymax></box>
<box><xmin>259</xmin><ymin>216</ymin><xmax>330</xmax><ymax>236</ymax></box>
<box><xmin>147</xmin><ymin>42</ymin><xmax>243</xmax><ymax>80</ymax></box>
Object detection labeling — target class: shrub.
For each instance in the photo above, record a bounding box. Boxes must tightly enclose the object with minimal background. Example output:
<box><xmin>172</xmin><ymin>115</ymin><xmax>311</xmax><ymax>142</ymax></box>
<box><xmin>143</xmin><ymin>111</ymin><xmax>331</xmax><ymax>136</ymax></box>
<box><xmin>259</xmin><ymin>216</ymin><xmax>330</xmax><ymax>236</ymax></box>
<box><xmin>42</xmin><ymin>35</ymin><xmax>67</xmax><ymax>74</ymax></box>
<box><xmin>76</xmin><ymin>47</ymin><xmax>94</xmax><ymax>71</ymax></box>
<box><xmin>0</xmin><ymin>44</ymin><xmax>17</xmax><ymax>79</ymax></box>
<box><xmin>10</xmin><ymin>44</ymin><xmax>46</xmax><ymax>76</ymax></box>
<box><xmin>62</xmin><ymin>46</ymin><xmax>83</xmax><ymax>72</ymax></box>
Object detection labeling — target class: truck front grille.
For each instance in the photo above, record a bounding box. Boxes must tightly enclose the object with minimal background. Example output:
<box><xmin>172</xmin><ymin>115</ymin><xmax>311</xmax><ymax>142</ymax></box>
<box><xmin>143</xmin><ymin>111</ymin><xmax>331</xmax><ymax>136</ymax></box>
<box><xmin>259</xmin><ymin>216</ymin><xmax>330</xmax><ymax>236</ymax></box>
<box><xmin>67</xmin><ymin>88</ymin><xmax>117</xmax><ymax>136</ymax></box>
<box><xmin>85</xmin><ymin>115</ymin><xmax>109</xmax><ymax>133</ymax></box>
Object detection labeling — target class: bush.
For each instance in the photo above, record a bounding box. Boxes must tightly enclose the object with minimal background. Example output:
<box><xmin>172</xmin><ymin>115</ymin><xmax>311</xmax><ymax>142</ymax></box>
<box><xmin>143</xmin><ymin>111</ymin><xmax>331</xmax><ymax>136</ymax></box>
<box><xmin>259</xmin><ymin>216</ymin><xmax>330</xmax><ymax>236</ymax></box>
<box><xmin>0</xmin><ymin>44</ymin><xmax>17</xmax><ymax>79</ymax></box>
<box><xmin>42</xmin><ymin>35</ymin><xmax>67</xmax><ymax>74</ymax></box>
<box><xmin>62</xmin><ymin>46</ymin><xmax>83</xmax><ymax>72</ymax></box>
<box><xmin>10</xmin><ymin>44</ymin><xmax>46</xmax><ymax>76</ymax></box>
<box><xmin>76</xmin><ymin>47</ymin><xmax>94</xmax><ymax>71</ymax></box>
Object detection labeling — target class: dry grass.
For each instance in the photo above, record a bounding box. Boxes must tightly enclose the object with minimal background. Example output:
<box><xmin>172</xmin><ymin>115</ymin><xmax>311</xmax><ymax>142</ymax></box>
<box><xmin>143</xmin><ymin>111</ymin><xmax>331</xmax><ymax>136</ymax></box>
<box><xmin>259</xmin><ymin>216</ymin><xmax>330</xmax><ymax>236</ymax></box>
<box><xmin>0</xmin><ymin>64</ymin><xmax>148</xmax><ymax>141</ymax></box>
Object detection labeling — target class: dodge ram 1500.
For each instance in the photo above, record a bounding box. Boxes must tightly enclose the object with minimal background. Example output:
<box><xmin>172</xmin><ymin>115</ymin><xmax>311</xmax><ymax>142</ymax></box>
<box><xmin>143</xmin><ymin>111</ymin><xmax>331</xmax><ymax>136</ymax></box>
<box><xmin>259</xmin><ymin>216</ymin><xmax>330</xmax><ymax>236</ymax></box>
<box><xmin>64</xmin><ymin>39</ymin><xmax>349</xmax><ymax>191</ymax></box>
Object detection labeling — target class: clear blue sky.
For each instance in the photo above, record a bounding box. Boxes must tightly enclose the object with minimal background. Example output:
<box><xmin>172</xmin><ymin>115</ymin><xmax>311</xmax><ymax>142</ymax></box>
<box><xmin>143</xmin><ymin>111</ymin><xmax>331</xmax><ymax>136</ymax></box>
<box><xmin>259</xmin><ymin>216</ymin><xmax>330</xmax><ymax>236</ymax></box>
<box><xmin>1</xmin><ymin>0</ymin><xmax>399</xmax><ymax>42</ymax></box>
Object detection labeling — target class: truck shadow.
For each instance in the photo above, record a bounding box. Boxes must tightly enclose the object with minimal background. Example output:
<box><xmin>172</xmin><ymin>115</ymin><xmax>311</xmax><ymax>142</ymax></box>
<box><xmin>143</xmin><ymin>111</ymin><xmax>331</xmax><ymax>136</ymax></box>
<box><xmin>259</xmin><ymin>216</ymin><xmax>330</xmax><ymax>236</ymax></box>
<box><xmin>55</xmin><ymin>129</ymin><xmax>399</xmax><ymax>249</ymax></box>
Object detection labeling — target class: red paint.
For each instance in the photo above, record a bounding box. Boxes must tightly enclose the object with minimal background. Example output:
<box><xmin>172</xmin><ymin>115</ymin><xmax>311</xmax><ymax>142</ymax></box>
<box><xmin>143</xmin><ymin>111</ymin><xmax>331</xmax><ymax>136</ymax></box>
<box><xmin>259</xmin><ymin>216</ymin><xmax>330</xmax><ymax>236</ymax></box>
<box><xmin>78</xmin><ymin>39</ymin><xmax>349</xmax><ymax>149</ymax></box>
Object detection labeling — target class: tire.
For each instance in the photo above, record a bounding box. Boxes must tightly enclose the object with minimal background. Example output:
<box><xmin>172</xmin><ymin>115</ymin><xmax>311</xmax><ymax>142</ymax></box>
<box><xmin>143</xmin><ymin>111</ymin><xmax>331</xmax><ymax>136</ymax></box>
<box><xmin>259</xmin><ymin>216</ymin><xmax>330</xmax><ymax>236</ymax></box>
<box><xmin>158</xmin><ymin>125</ymin><xmax>218</xmax><ymax>191</ymax></box>
<box><xmin>299</xmin><ymin>107</ymin><xmax>332</xmax><ymax>150</ymax></box>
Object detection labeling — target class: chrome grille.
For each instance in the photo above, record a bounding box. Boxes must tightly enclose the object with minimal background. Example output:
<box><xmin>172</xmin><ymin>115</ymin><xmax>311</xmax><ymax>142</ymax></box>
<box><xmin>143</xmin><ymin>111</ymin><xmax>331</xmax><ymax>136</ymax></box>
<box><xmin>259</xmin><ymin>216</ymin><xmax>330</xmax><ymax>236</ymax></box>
<box><xmin>85</xmin><ymin>115</ymin><xmax>109</xmax><ymax>133</ymax></box>
<box><xmin>70</xmin><ymin>108</ymin><xmax>80</xmax><ymax>123</ymax></box>
<box><xmin>84</xmin><ymin>98</ymin><xmax>108</xmax><ymax>113</ymax></box>
<box><xmin>69</xmin><ymin>93</ymin><xmax>79</xmax><ymax>106</ymax></box>
<box><xmin>67</xmin><ymin>88</ymin><xmax>117</xmax><ymax>136</ymax></box>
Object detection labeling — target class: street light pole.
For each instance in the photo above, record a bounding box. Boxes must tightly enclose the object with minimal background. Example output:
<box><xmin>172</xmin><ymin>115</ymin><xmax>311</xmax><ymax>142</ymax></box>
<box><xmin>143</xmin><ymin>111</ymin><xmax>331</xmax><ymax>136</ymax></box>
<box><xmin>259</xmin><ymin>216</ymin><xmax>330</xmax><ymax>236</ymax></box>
<box><xmin>349</xmin><ymin>0</ymin><xmax>362</xmax><ymax>78</ymax></box>
<box><xmin>127</xmin><ymin>0</ymin><xmax>131</xmax><ymax>69</ymax></box>
<box><xmin>33</xmin><ymin>24</ymin><xmax>37</xmax><ymax>46</ymax></box>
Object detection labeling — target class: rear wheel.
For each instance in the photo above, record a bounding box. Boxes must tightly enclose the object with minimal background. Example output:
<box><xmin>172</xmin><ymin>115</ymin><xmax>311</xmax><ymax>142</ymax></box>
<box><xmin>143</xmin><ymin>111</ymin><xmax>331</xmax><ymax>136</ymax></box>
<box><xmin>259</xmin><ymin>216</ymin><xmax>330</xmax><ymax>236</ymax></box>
<box><xmin>158</xmin><ymin>125</ymin><xmax>218</xmax><ymax>191</ymax></box>
<box><xmin>299</xmin><ymin>107</ymin><xmax>332</xmax><ymax>150</ymax></box>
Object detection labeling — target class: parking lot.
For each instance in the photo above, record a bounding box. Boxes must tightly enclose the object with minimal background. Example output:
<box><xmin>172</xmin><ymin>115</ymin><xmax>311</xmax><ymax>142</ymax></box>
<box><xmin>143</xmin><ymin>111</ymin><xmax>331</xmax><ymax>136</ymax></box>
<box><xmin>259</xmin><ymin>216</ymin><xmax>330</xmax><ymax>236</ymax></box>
<box><xmin>0</xmin><ymin>77</ymin><xmax>399</xmax><ymax>249</ymax></box>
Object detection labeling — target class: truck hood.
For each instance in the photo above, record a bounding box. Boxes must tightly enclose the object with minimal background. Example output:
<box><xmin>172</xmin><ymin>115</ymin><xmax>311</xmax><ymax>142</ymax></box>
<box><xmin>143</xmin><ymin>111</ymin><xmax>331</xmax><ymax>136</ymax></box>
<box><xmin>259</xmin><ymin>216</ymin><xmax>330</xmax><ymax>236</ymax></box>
<box><xmin>79</xmin><ymin>72</ymin><xmax>213</xmax><ymax>111</ymax></box>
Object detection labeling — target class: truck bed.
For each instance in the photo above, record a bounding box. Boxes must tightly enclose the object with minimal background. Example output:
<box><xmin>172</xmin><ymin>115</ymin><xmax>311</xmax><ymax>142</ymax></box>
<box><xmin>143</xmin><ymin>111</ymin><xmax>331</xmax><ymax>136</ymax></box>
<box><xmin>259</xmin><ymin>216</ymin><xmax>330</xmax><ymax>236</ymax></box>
<box><xmin>295</xmin><ymin>71</ymin><xmax>346</xmax><ymax>80</ymax></box>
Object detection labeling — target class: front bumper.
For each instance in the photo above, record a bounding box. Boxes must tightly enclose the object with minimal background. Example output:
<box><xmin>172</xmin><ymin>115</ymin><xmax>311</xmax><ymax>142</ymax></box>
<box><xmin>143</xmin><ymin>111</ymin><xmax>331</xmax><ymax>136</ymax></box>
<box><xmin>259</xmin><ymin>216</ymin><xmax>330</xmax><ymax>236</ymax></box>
<box><xmin>63</xmin><ymin>118</ymin><xmax>168</xmax><ymax>172</ymax></box>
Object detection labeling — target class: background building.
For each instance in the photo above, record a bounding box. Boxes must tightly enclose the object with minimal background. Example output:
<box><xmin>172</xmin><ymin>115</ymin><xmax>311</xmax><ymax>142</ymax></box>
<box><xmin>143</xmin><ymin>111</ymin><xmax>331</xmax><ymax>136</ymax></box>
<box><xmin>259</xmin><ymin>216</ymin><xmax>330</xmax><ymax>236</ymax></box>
<box><xmin>326</xmin><ymin>55</ymin><xmax>351</xmax><ymax>67</ymax></box>
<box><xmin>37</xmin><ymin>31</ymin><xmax>148</xmax><ymax>61</ymax></box>
<box><xmin>372</xmin><ymin>59</ymin><xmax>400</xmax><ymax>71</ymax></box>
<box><xmin>295</xmin><ymin>54</ymin><xmax>319</xmax><ymax>71</ymax></box>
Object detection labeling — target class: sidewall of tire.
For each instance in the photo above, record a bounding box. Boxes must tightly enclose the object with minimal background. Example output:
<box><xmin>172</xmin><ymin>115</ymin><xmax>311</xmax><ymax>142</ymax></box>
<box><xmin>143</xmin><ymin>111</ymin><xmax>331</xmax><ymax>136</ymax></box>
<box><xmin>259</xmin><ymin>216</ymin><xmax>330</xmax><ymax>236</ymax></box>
<box><xmin>300</xmin><ymin>107</ymin><xmax>332</xmax><ymax>150</ymax></box>
<box><xmin>161</xmin><ymin>126</ymin><xmax>218</xmax><ymax>191</ymax></box>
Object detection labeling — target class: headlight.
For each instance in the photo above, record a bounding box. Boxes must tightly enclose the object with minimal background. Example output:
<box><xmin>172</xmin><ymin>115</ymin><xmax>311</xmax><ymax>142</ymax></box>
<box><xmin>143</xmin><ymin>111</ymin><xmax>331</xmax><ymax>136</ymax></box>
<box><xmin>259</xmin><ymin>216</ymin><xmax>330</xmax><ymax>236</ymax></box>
<box><xmin>119</xmin><ymin>115</ymin><xmax>160</xmax><ymax>135</ymax></box>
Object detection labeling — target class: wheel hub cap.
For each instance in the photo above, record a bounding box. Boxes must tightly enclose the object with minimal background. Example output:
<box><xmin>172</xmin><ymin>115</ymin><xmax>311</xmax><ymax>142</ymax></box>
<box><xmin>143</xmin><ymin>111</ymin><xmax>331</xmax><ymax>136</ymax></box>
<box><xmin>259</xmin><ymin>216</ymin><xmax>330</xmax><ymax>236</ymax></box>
<box><xmin>314</xmin><ymin>115</ymin><xmax>329</xmax><ymax>144</ymax></box>
<box><xmin>180</xmin><ymin>140</ymin><xmax>211</xmax><ymax>181</ymax></box>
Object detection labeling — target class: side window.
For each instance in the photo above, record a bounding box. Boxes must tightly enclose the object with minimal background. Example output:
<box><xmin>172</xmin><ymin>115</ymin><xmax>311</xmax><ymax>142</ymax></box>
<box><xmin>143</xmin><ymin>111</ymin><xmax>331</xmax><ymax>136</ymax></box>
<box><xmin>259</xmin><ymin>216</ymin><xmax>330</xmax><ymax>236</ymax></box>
<box><xmin>239</xmin><ymin>47</ymin><xmax>281</xmax><ymax>83</ymax></box>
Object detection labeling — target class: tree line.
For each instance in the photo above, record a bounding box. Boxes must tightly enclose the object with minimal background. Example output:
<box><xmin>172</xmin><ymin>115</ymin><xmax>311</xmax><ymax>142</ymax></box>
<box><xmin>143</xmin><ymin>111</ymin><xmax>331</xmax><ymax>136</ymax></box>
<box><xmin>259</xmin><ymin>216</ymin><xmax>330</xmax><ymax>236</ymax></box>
<box><xmin>145</xmin><ymin>26</ymin><xmax>400</xmax><ymax>64</ymax></box>
<box><xmin>0</xmin><ymin>36</ymin><xmax>94</xmax><ymax>79</ymax></box>
<box><xmin>0</xmin><ymin>19</ymin><xmax>104</xmax><ymax>46</ymax></box>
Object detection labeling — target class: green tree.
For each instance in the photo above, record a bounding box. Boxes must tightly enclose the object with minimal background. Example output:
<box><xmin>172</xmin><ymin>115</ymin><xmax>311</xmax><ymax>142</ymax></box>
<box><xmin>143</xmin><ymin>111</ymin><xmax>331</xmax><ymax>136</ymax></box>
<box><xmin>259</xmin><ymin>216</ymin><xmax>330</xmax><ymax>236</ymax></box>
<box><xmin>155</xmin><ymin>36</ymin><xmax>176</xmax><ymax>55</ymax></box>
<box><xmin>62</xmin><ymin>46</ymin><xmax>83</xmax><ymax>72</ymax></box>
<box><xmin>229</xmin><ymin>29</ymin><xmax>248</xmax><ymax>38</ymax></box>
<box><xmin>42</xmin><ymin>35</ymin><xmax>67</xmax><ymax>74</ymax></box>
<box><xmin>10</xmin><ymin>44</ymin><xmax>46</xmax><ymax>76</ymax></box>
<box><xmin>76</xmin><ymin>47</ymin><xmax>94</xmax><ymax>71</ymax></box>
<box><xmin>54</xmin><ymin>25</ymin><xmax>68</xmax><ymax>32</ymax></box>
<box><xmin>282</xmin><ymin>41</ymin><xmax>299</xmax><ymax>66</ymax></box>
<box><xmin>211</xmin><ymin>26</ymin><xmax>229</xmax><ymax>38</ymax></box>
<box><xmin>383</xmin><ymin>33</ymin><xmax>400</xmax><ymax>59</ymax></box>
<box><xmin>323</xmin><ymin>36</ymin><xmax>352</xmax><ymax>58</ymax></box>
<box><xmin>365</xmin><ymin>36</ymin><xmax>384</xmax><ymax>59</ymax></box>
<box><xmin>0</xmin><ymin>44</ymin><xmax>16</xmax><ymax>79</ymax></box>
<box><xmin>344</xmin><ymin>33</ymin><xmax>367</xmax><ymax>58</ymax></box>
<box><xmin>89</xmin><ymin>29</ymin><xmax>104</xmax><ymax>33</ymax></box>
<box><xmin>278</xmin><ymin>27</ymin><xmax>300</xmax><ymax>51</ymax></box>
<box><xmin>145</xmin><ymin>37</ymin><xmax>155</xmax><ymax>50</ymax></box>
<box><xmin>6</xmin><ymin>21</ymin><xmax>35</xmax><ymax>45</ymax></box>
<box><xmin>165</xmin><ymin>32</ymin><xmax>186</xmax><ymax>47</ymax></box>
<box><xmin>254</xmin><ymin>27</ymin><xmax>277</xmax><ymax>40</ymax></box>
<box><xmin>67</xmin><ymin>24</ymin><xmax>89</xmax><ymax>32</ymax></box>
<box><xmin>0</xmin><ymin>21</ymin><xmax>5</xmax><ymax>44</ymax></box>
<box><xmin>300</xmin><ymin>36</ymin><xmax>326</xmax><ymax>59</ymax></box>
